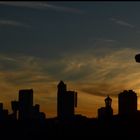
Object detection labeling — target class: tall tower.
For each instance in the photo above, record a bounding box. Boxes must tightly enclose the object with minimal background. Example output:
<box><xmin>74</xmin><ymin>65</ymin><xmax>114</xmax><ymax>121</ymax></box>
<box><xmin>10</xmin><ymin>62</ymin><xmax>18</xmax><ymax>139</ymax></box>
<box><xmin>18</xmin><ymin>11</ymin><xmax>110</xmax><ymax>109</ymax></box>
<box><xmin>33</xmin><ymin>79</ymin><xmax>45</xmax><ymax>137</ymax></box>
<box><xmin>98</xmin><ymin>96</ymin><xmax>113</xmax><ymax>120</ymax></box>
<box><xmin>57</xmin><ymin>81</ymin><xmax>77</xmax><ymax>120</ymax></box>
<box><xmin>57</xmin><ymin>81</ymin><xmax>67</xmax><ymax>119</ymax></box>
<box><xmin>104</xmin><ymin>96</ymin><xmax>113</xmax><ymax>118</ymax></box>
<box><xmin>105</xmin><ymin>96</ymin><xmax>112</xmax><ymax>108</ymax></box>
<box><xmin>57</xmin><ymin>80</ymin><xmax>67</xmax><ymax>94</ymax></box>
<box><xmin>18</xmin><ymin>89</ymin><xmax>33</xmax><ymax>120</ymax></box>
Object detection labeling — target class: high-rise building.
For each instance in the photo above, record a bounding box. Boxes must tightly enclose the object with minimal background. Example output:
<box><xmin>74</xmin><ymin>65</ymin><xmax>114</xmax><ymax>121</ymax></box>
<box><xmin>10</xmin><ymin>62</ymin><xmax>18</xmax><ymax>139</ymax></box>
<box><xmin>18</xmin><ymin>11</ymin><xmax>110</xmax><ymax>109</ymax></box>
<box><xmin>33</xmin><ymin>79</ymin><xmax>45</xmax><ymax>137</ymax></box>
<box><xmin>57</xmin><ymin>81</ymin><xmax>77</xmax><ymax>120</ymax></box>
<box><xmin>118</xmin><ymin>90</ymin><xmax>137</xmax><ymax>115</ymax></box>
<box><xmin>18</xmin><ymin>89</ymin><xmax>33</xmax><ymax>120</ymax></box>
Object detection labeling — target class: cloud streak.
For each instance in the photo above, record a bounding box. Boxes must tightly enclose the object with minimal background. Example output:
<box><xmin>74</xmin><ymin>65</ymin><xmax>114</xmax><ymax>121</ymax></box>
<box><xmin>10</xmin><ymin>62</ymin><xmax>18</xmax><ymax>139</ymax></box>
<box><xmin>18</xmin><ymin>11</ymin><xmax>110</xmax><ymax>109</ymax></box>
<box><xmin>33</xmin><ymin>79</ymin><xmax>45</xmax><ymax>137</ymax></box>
<box><xmin>0</xmin><ymin>48</ymin><xmax>138</xmax><ymax>92</ymax></box>
<box><xmin>0</xmin><ymin>2</ymin><xmax>83</xmax><ymax>14</ymax></box>
<box><xmin>0</xmin><ymin>47</ymin><xmax>140</xmax><ymax>117</ymax></box>
<box><xmin>111</xmin><ymin>18</ymin><xmax>135</xmax><ymax>28</ymax></box>
<box><xmin>0</xmin><ymin>20</ymin><xmax>30</xmax><ymax>28</ymax></box>
<box><xmin>96</xmin><ymin>39</ymin><xmax>116</xmax><ymax>42</ymax></box>
<box><xmin>46</xmin><ymin>47</ymin><xmax>140</xmax><ymax>97</ymax></box>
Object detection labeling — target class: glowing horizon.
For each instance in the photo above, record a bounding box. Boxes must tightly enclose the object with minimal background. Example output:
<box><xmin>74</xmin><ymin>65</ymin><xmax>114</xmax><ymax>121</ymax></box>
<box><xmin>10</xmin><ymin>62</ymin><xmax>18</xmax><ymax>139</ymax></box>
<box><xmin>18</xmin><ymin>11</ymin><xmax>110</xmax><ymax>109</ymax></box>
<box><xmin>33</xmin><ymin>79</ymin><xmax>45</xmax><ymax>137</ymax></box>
<box><xmin>1</xmin><ymin>2</ymin><xmax>140</xmax><ymax>118</ymax></box>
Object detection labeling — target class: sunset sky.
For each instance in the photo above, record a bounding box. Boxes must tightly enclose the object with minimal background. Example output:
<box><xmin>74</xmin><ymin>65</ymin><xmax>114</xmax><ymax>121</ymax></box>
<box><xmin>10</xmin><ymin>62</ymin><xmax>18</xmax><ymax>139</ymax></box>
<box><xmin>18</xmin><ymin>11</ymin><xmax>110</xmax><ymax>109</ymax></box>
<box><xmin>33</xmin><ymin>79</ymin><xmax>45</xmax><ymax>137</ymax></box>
<box><xmin>1</xmin><ymin>1</ymin><xmax>140</xmax><ymax>118</ymax></box>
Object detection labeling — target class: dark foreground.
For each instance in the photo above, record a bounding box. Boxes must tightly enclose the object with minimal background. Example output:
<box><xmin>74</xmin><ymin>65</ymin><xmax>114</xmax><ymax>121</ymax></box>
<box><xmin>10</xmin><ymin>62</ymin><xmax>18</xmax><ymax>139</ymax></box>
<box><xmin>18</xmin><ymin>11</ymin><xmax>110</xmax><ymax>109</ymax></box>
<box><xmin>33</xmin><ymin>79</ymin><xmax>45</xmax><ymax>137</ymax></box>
<box><xmin>1</xmin><ymin>114</ymin><xmax>140</xmax><ymax>139</ymax></box>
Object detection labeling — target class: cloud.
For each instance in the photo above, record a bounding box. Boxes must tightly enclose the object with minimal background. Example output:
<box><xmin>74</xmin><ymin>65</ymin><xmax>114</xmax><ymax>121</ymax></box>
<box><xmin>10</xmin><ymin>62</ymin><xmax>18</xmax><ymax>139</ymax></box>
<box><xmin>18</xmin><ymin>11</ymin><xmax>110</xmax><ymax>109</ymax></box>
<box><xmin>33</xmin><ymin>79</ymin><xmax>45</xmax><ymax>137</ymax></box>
<box><xmin>95</xmin><ymin>38</ymin><xmax>116</xmax><ymax>43</ymax></box>
<box><xmin>46</xmin><ymin>47</ymin><xmax>140</xmax><ymax>97</ymax></box>
<box><xmin>0</xmin><ymin>2</ymin><xmax>83</xmax><ymax>14</ymax></box>
<box><xmin>0</xmin><ymin>47</ymin><xmax>139</xmax><ymax>95</ymax></box>
<box><xmin>0</xmin><ymin>54</ymin><xmax>57</xmax><ymax>116</ymax></box>
<box><xmin>0</xmin><ymin>20</ymin><xmax>30</xmax><ymax>28</ymax></box>
<box><xmin>42</xmin><ymin>3</ymin><xmax>83</xmax><ymax>14</ymax></box>
<box><xmin>0</xmin><ymin>46</ymin><xmax>140</xmax><ymax>117</ymax></box>
<box><xmin>111</xmin><ymin>18</ymin><xmax>135</xmax><ymax>28</ymax></box>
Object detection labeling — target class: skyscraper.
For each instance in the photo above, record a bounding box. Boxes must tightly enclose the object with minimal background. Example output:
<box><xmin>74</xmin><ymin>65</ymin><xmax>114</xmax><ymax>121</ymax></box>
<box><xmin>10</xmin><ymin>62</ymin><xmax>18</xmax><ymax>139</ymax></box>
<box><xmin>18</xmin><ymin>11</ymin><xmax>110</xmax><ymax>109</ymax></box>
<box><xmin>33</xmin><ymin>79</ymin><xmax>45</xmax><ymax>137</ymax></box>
<box><xmin>18</xmin><ymin>89</ymin><xmax>33</xmax><ymax>120</ymax></box>
<box><xmin>57</xmin><ymin>81</ymin><xmax>77</xmax><ymax>120</ymax></box>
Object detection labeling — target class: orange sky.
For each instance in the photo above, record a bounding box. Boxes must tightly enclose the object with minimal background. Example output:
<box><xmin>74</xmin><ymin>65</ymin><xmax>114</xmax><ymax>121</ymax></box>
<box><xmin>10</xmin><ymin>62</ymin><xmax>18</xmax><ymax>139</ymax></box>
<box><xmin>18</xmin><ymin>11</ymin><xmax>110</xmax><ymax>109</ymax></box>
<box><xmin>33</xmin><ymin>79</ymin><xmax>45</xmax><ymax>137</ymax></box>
<box><xmin>1</xmin><ymin>48</ymin><xmax>140</xmax><ymax>118</ymax></box>
<box><xmin>1</xmin><ymin>2</ymin><xmax>140</xmax><ymax>118</ymax></box>
<box><xmin>1</xmin><ymin>81</ymin><xmax>140</xmax><ymax>118</ymax></box>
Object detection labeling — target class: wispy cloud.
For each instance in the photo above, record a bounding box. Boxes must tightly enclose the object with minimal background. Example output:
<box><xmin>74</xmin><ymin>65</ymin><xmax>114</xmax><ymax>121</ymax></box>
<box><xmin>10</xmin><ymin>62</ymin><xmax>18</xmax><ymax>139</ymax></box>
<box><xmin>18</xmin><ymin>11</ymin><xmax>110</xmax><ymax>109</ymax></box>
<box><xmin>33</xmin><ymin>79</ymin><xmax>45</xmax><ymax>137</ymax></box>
<box><xmin>0</xmin><ymin>2</ymin><xmax>83</xmax><ymax>14</ymax></box>
<box><xmin>95</xmin><ymin>38</ymin><xmax>116</xmax><ymax>43</ymax></box>
<box><xmin>0</xmin><ymin>20</ymin><xmax>30</xmax><ymax>28</ymax></box>
<box><xmin>42</xmin><ymin>3</ymin><xmax>83</xmax><ymax>14</ymax></box>
<box><xmin>0</xmin><ymin>47</ymin><xmax>140</xmax><ymax>117</ymax></box>
<box><xmin>0</xmin><ymin>47</ymin><xmax>139</xmax><ymax>97</ymax></box>
<box><xmin>111</xmin><ymin>18</ymin><xmax>135</xmax><ymax>28</ymax></box>
<box><xmin>47</xmin><ymin>47</ymin><xmax>140</xmax><ymax>96</ymax></box>
<box><xmin>0</xmin><ymin>54</ymin><xmax>57</xmax><ymax>117</ymax></box>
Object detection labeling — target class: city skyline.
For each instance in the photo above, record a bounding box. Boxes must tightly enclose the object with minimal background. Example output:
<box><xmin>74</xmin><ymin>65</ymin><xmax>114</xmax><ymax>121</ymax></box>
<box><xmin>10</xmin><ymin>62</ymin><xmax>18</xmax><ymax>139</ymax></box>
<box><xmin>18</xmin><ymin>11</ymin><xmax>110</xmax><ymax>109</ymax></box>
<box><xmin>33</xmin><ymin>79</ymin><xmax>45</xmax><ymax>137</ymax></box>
<box><xmin>0</xmin><ymin>85</ymin><xmax>140</xmax><ymax>138</ymax></box>
<box><xmin>1</xmin><ymin>1</ymin><xmax>140</xmax><ymax>117</ymax></box>
<box><xmin>0</xmin><ymin>81</ymin><xmax>139</xmax><ymax>119</ymax></box>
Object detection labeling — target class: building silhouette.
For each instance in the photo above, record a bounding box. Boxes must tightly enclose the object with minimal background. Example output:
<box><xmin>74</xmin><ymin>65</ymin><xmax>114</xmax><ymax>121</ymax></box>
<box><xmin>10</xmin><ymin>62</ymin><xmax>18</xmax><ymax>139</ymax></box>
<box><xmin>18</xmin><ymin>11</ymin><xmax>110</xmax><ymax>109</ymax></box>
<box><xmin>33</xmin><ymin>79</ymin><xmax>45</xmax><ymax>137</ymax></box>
<box><xmin>57</xmin><ymin>81</ymin><xmax>77</xmax><ymax>120</ymax></box>
<box><xmin>98</xmin><ymin>96</ymin><xmax>113</xmax><ymax>120</ymax></box>
<box><xmin>18</xmin><ymin>89</ymin><xmax>33</xmax><ymax>120</ymax></box>
<box><xmin>11</xmin><ymin>100</ymin><xmax>19</xmax><ymax>120</ymax></box>
<box><xmin>1</xmin><ymin>82</ymin><xmax>140</xmax><ymax>137</ymax></box>
<box><xmin>32</xmin><ymin>104</ymin><xmax>46</xmax><ymax>120</ymax></box>
<box><xmin>118</xmin><ymin>90</ymin><xmax>137</xmax><ymax>115</ymax></box>
<box><xmin>0</xmin><ymin>103</ymin><xmax>4</xmax><ymax>121</ymax></box>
